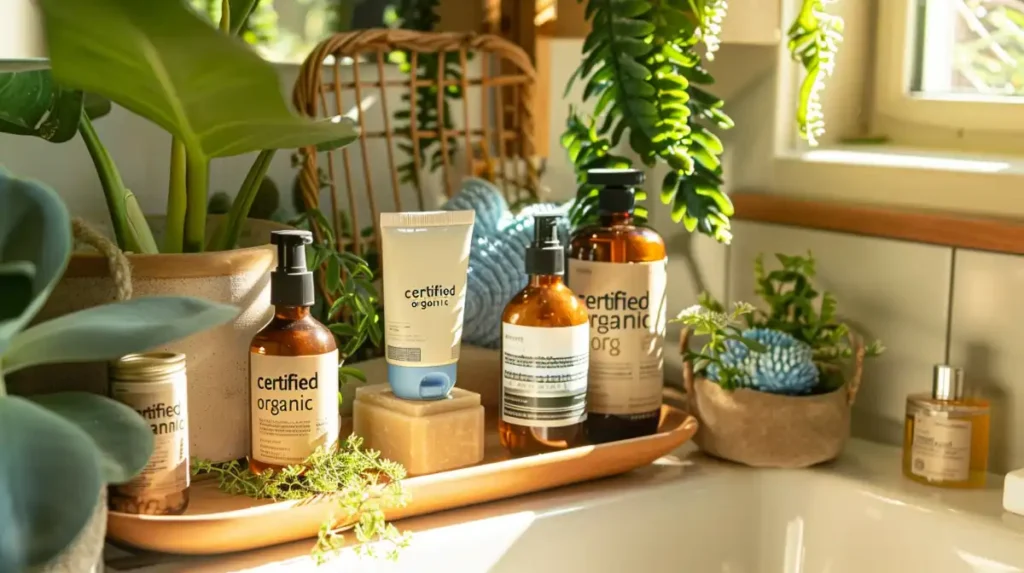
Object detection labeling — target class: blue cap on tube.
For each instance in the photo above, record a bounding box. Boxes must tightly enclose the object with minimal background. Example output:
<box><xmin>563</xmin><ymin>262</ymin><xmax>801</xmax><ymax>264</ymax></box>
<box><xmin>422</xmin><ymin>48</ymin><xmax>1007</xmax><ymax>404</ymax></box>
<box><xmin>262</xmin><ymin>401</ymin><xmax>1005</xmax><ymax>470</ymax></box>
<box><xmin>387</xmin><ymin>362</ymin><xmax>458</xmax><ymax>400</ymax></box>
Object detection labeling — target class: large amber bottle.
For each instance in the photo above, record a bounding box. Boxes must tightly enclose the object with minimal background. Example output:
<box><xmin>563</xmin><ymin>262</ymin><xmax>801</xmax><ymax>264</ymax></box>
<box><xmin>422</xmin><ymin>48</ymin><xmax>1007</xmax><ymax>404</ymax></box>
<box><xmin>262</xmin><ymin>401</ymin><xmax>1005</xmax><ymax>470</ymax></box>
<box><xmin>499</xmin><ymin>215</ymin><xmax>590</xmax><ymax>456</ymax></box>
<box><xmin>569</xmin><ymin>169</ymin><xmax>667</xmax><ymax>443</ymax></box>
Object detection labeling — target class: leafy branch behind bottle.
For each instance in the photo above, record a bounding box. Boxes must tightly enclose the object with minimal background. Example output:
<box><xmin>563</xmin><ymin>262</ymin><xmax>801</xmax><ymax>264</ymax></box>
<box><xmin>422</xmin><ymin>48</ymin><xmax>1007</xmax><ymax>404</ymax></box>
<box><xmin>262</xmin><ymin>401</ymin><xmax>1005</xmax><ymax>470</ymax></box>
<box><xmin>192</xmin><ymin>435</ymin><xmax>410</xmax><ymax>564</ymax></box>
<box><xmin>564</xmin><ymin>0</ymin><xmax>735</xmax><ymax>241</ymax></box>
<box><xmin>744</xmin><ymin>252</ymin><xmax>883</xmax><ymax>388</ymax></box>
<box><xmin>287</xmin><ymin>206</ymin><xmax>384</xmax><ymax>377</ymax></box>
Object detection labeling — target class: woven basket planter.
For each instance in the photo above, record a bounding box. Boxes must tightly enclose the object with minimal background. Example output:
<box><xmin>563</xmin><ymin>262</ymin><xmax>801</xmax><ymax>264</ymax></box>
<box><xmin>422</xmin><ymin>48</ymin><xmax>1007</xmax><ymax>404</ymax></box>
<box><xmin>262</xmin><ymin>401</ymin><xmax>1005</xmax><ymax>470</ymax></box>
<box><xmin>680</xmin><ymin>329</ymin><xmax>865</xmax><ymax>469</ymax></box>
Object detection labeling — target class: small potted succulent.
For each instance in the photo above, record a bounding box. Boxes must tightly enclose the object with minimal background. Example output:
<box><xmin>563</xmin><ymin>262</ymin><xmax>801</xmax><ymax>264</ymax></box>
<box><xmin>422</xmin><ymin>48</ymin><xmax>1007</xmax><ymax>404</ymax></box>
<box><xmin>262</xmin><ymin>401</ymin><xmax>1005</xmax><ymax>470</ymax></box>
<box><xmin>673</xmin><ymin>252</ymin><xmax>884</xmax><ymax>468</ymax></box>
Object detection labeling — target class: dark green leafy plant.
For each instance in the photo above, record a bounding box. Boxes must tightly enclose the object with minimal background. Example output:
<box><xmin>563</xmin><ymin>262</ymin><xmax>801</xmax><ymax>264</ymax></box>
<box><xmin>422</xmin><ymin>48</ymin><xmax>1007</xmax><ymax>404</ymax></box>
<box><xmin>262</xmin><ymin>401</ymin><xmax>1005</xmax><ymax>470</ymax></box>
<box><xmin>0</xmin><ymin>0</ymin><xmax>356</xmax><ymax>254</ymax></box>
<box><xmin>787</xmin><ymin>0</ymin><xmax>844</xmax><ymax>146</ymax></box>
<box><xmin>694</xmin><ymin>252</ymin><xmax>884</xmax><ymax>391</ymax></box>
<box><xmin>670</xmin><ymin>298</ymin><xmax>764</xmax><ymax>389</ymax></box>
<box><xmin>286</xmin><ymin>206</ymin><xmax>384</xmax><ymax>372</ymax></box>
<box><xmin>565</xmin><ymin>0</ymin><xmax>735</xmax><ymax>241</ymax></box>
<box><xmin>193</xmin><ymin>435</ymin><xmax>410</xmax><ymax>564</ymax></box>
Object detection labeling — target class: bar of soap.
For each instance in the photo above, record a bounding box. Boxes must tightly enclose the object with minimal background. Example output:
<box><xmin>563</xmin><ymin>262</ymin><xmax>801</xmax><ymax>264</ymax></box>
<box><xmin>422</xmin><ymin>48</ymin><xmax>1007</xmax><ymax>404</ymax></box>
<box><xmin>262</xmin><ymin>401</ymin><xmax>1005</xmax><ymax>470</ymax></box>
<box><xmin>352</xmin><ymin>384</ymin><xmax>484</xmax><ymax>476</ymax></box>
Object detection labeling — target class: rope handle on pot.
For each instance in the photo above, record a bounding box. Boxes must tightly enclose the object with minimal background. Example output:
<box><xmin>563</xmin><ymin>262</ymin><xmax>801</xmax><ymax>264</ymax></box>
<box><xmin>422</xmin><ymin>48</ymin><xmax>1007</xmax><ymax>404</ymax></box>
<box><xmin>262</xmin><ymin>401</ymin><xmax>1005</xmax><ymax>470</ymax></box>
<box><xmin>679</xmin><ymin>326</ymin><xmax>866</xmax><ymax>407</ymax></box>
<box><xmin>679</xmin><ymin>328</ymin><xmax>698</xmax><ymax>414</ymax></box>
<box><xmin>846</xmin><ymin>331</ymin><xmax>866</xmax><ymax>407</ymax></box>
<box><xmin>71</xmin><ymin>217</ymin><xmax>133</xmax><ymax>302</ymax></box>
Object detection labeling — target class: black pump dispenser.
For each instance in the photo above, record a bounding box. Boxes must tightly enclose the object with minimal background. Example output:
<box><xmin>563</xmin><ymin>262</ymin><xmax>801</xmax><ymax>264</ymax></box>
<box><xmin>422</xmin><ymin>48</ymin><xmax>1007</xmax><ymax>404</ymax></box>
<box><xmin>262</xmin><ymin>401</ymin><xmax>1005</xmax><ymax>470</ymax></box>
<box><xmin>270</xmin><ymin>230</ymin><xmax>315</xmax><ymax>307</ymax></box>
<box><xmin>525</xmin><ymin>215</ymin><xmax>564</xmax><ymax>276</ymax></box>
<box><xmin>587</xmin><ymin>168</ymin><xmax>645</xmax><ymax>214</ymax></box>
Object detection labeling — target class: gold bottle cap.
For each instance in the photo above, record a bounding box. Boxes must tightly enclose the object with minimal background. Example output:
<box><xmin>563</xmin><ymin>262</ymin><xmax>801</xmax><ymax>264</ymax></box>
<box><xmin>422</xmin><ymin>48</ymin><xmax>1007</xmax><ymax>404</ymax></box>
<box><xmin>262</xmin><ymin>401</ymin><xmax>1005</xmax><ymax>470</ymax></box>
<box><xmin>111</xmin><ymin>352</ymin><xmax>186</xmax><ymax>382</ymax></box>
<box><xmin>932</xmin><ymin>364</ymin><xmax>964</xmax><ymax>401</ymax></box>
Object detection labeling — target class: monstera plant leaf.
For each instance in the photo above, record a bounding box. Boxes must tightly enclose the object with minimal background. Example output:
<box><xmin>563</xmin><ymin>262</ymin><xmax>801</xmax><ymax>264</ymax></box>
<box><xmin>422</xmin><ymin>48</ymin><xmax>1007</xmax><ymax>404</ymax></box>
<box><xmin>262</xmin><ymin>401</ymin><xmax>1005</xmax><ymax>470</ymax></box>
<box><xmin>37</xmin><ymin>0</ymin><xmax>358</xmax><ymax>160</ymax></box>
<box><xmin>0</xmin><ymin>170</ymin><xmax>239</xmax><ymax>571</ymax></box>
<box><xmin>0</xmin><ymin>70</ymin><xmax>83</xmax><ymax>143</ymax></box>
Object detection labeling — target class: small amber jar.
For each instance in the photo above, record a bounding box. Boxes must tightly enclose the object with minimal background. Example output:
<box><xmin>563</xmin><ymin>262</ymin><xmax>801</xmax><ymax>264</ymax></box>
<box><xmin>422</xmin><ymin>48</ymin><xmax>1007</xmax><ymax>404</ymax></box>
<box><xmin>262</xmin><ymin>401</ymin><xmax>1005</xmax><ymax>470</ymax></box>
<box><xmin>108</xmin><ymin>352</ymin><xmax>191</xmax><ymax>515</ymax></box>
<box><xmin>902</xmin><ymin>365</ymin><xmax>990</xmax><ymax>489</ymax></box>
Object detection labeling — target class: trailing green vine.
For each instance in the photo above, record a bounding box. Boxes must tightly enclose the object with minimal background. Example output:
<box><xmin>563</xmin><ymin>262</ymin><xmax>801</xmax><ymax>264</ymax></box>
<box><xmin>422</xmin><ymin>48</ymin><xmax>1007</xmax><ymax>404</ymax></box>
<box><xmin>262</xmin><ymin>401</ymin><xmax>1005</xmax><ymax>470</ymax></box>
<box><xmin>192</xmin><ymin>436</ymin><xmax>410</xmax><ymax>564</ymax></box>
<box><xmin>565</xmin><ymin>0</ymin><xmax>734</xmax><ymax>242</ymax></box>
<box><xmin>787</xmin><ymin>0</ymin><xmax>844</xmax><ymax>146</ymax></box>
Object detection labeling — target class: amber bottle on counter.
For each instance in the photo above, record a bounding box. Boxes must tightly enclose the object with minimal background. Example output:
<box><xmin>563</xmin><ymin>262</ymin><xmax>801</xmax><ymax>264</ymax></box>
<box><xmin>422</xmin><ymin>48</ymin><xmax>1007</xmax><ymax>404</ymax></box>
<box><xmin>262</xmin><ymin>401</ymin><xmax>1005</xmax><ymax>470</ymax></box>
<box><xmin>568</xmin><ymin>169</ymin><xmax>667</xmax><ymax>443</ymax></box>
<box><xmin>499</xmin><ymin>214</ymin><xmax>590</xmax><ymax>456</ymax></box>
<box><xmin>902</xmin><ymin>364</ymin><xmax>990</xmax><ymax>489</ymax></box>
<box><xmin>249</xmin><ymin>230</ymin><xmax>339</xmax><ymax>474</ymax></box>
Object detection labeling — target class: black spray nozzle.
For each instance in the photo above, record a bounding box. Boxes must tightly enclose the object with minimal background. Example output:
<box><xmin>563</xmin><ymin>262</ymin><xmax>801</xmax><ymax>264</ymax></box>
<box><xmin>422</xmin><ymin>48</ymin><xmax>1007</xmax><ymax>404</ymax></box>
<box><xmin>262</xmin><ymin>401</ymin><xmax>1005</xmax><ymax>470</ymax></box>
<box><xmin>525</xmin><ymin>214</ymin><xmax>565</xmax><ymax>276</ymax></box>
<box><xmin>586</xmin><ymin>168</ymin><xmax>645</xmax><ymax>214</ymax></box>
<box><xmin>270</xmin><ymin>230</ymin><xmax>315</xmax><ymax>307</ymax></box>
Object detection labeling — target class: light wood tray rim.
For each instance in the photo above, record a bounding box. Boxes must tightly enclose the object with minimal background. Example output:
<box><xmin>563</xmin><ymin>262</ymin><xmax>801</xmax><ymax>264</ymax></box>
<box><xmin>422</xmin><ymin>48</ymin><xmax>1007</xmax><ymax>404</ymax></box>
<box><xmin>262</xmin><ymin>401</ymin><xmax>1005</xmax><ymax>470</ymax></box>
<box><xmin>107</xmin><ymin>405</ymin><xmax>698</xmax><ymax>554</ymax></box>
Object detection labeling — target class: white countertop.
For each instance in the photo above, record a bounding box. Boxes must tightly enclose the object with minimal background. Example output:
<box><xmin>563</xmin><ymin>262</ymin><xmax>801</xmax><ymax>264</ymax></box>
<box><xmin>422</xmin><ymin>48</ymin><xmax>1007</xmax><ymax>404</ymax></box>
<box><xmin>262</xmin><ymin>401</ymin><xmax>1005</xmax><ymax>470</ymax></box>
<box><xmin>104</xmin><ymin>439</ymin><xmax>1024</xmax><ymax>572</ymax></box>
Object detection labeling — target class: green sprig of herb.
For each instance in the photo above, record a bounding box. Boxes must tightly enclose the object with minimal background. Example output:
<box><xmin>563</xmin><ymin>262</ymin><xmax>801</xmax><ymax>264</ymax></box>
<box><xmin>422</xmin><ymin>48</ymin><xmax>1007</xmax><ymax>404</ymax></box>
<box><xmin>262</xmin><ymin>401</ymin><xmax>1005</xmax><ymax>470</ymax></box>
<box><xmin>192</xmin><ymin>435</ymin><xmax>410</xmax><ymax>564</ymax></box>
<box><xmin>671</xmin><ymin>297</ymin><xmax>765</xmax><ymax>389</ymax></box>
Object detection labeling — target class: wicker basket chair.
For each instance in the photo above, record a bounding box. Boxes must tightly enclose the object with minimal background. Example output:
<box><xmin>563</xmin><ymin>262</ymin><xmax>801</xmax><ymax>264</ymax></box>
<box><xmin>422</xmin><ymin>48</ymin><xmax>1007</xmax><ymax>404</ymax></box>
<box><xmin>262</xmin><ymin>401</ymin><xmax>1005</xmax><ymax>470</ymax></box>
<box><xmin>292</xmin><ymin>29</ymin><xmax>541</xmax><ymax>261</ymax></box>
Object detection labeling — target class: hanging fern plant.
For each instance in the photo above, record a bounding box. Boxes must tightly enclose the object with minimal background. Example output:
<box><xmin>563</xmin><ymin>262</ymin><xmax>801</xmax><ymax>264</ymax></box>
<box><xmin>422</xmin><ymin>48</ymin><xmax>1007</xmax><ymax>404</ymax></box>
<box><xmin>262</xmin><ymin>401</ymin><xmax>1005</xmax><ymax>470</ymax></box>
<box><xmin>787</xmin><ymin>0</ymin><xmax>844</xmax><ymax>146</ymax></box>
<box><xmin>564</xmin><ymin>0</ymin><xmax>735</xmax><ymax>243</ymax></box>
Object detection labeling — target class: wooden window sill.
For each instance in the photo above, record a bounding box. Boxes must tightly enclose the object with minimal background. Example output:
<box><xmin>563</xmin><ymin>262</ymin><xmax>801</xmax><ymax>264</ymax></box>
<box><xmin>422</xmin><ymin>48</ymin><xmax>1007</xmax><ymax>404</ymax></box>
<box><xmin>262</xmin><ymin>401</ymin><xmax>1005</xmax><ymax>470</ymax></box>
<box><xmin>732</xmin><ymin>192</ymin><xmax>1024</xmax><ymax>256</ymax></box>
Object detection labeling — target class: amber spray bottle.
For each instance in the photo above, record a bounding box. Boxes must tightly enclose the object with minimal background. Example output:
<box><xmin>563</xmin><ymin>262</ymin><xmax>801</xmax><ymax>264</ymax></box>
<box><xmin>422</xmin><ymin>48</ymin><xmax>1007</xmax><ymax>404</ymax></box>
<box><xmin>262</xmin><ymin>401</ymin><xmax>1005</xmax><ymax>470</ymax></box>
<box><xmin>249</xmin><ymin>230</ymin><xmax>340</xmax><ymax>474</ymax></box>
<box><xmin>902</xmin><ymin>364</ymin><xmax>990</xmax><ymax>488</ymax></box>
<box><xmin>499</xmin><ymin>215</ymin><xmax>590</xmax><ymax>456</ymax></box>
<box><xmin>569</xmin><ymin>169</ymin><xmax>667</xmax><ymax>443</ymax></box>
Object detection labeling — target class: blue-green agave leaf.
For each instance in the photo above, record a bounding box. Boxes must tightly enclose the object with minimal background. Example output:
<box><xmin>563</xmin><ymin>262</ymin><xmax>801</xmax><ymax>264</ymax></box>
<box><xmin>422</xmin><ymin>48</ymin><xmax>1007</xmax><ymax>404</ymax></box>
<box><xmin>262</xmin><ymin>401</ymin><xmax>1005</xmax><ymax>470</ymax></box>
<box><xmin>0</xmin><ymin>396</ymin><xmax>104</xmax><ymax>571</ymax></box>
<box><xmin>2</xmin><ymin>296</ymin><xmax>238</xmax><ymax>374</ymax></box>
<box><xmin>0</xmin><ymin>170</ymin><xmax>72</xmax><ymax>355</ymax></box>
<box><xmin>29</xmin><ymin>393</ymin><xmax>154</xmax><ymax>484</ymax></box>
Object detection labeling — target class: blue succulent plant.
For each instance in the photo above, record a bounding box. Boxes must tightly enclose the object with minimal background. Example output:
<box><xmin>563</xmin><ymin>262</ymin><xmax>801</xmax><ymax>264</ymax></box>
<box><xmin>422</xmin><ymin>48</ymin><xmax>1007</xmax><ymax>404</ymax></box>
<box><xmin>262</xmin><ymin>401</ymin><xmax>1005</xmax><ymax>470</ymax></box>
<box><xmin>707</xmin><ymin>328</ymin><xmax>820</xmax><ymax>395</ymax></box>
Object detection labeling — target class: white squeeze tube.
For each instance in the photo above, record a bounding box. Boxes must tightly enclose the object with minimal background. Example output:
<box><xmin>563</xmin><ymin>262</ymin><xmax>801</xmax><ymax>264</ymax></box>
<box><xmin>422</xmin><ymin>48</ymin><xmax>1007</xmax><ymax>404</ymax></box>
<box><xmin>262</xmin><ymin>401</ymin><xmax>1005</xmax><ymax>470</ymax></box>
<box><xmin>380</xmin><ymin>210</ymin><xmax>475</xmax><ymax>400</ymax></box>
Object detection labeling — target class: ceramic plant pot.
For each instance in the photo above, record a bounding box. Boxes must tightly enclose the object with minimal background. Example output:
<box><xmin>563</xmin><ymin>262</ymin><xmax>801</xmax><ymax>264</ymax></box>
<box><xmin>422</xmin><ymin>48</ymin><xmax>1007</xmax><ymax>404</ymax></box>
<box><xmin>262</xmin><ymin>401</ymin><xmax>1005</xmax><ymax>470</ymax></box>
<box><xmin>15</xmin><ymin>217</ymin><xmax>288</xmax><ymax>463</ymax></box>
<box><xmin>35</xmin><ymin>489</ymin><xmax>106</xmax><ymax>573</ymax></box>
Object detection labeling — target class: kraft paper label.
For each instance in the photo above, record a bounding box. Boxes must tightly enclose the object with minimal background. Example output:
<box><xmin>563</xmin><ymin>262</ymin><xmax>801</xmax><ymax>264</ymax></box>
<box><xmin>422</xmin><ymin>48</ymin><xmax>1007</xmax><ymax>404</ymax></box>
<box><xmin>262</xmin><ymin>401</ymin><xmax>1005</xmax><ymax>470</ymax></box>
<box><xmin>250</xmin><ymin>350</ymin><xmax>340</xmax><ymax>466</ymax></box>
<box><xmin>111</xmin><ymin>374</ymin><xmax>190</xmax><ymax>496</ymax></box>
<box><xmin>568</xmin><ymin>259</ymin><xmax>667</xmax><ymax>416</ymax></box>
<box><xmin>911</xmin><ymin>412</ymin><xmax>972</xmax><ymax>482</ymax></box>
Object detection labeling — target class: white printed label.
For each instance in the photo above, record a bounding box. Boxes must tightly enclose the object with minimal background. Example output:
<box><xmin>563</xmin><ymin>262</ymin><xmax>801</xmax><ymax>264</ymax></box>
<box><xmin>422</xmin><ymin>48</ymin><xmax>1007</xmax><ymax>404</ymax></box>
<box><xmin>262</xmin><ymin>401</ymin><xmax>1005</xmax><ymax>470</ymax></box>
<box><xmin>250</xmin><ymin>351</ymin><xmax>340</xmax><ymax>466</ymax></box>
<box><xmin>911</xmin><ymin>412</ymin><xmax>972</xmax><ymax>481</ymax></box>
<box><xmin>568</xmin><ymin>259</ymin><xmax>667</xmax><ymax>416</ymax></box>
<box><xmin>501</xmin><ymin>322</ymin><xmax>589</xmax><ymax>428</ymax></box>
<box><xmin>111</xmin><ymin>374</ymin><xmax>189</xmax><ymax>497</ymax></box>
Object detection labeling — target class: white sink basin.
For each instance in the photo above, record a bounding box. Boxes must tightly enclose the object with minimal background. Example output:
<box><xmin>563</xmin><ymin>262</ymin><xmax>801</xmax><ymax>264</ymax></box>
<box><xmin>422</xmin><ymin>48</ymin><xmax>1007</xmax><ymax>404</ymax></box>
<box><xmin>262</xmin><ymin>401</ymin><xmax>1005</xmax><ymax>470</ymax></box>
<box><xmin>105</xmin><ymin>440</ymin><xmax>1024</xmax><ymax>573</ymax></box>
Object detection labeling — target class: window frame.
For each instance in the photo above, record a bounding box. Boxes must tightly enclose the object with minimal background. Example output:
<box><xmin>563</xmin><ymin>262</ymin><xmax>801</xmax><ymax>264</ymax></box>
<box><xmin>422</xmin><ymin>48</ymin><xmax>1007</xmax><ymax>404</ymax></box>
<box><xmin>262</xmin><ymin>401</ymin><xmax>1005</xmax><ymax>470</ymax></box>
<box><xmin>874</xmin><ymin>0</ymin><xmax>1024</xmax><ymax>134</ymax></box>
<box><xmin>741</xmin><ymin>0</ymin><xmax>1024</xmax><ymax>221</ymax></box>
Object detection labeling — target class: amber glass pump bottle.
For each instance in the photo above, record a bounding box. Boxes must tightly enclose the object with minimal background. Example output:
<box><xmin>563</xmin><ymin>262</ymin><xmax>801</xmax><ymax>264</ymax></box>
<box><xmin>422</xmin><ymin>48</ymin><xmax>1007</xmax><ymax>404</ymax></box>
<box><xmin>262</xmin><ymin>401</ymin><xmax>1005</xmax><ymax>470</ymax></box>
<box><xmin>499</xmin><ymin>214</ymin><xmax>590</xmax><ymax>456</ymax></box>
<box><xmin>569</xmin><ymin>169</ymin><xmax>668</xmax><ymax>443</ymax></box>
<box><xmin>249</xmin><ymin>230</ymin><xmax>339</xmax><ymax>474</ymax></box>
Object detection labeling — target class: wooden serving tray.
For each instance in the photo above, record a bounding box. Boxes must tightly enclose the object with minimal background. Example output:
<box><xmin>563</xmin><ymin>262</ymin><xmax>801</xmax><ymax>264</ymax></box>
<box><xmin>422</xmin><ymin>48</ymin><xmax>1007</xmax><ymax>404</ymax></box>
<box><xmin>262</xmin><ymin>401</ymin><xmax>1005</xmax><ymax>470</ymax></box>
<box><xmin>107</xmin><ymin>406</ymin><xmax>697</xmax><ymax>555</ymax></box>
